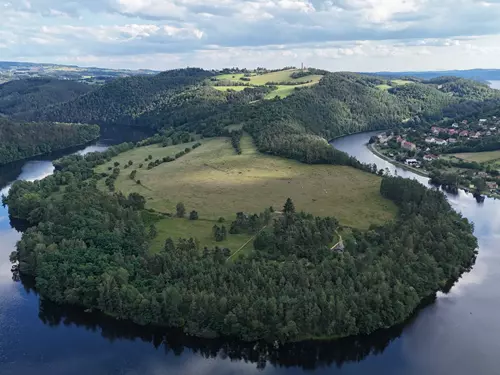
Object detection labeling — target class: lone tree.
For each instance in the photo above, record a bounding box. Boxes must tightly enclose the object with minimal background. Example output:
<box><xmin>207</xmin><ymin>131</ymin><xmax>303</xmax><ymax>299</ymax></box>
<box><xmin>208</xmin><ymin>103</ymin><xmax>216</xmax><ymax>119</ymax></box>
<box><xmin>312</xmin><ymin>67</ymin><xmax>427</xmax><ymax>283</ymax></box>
<box><xmin>114</xmin><ymin>161</ymin><xmax>120</xmax><ymax>167</ymax></box>
<box><xmin>283</xmin><ymin>198</ymin><xmax>295</xmax><ymax>215</ymax></box>
<box><xmin>164</xmin><ymin>237</ymin><xmax>175</xmax><ymax>252</ymax></box>
<box><xmin>189</xmin><ymin>210</ymin><xmax>199</xmax><ymax>220</ymax></box>
<box><xmin>176</xmin><ymin>202</ymin><xmax>186</xmax><ymax>218</ymax></box>
<box><xmin>129</xmin><ymin>170</ymin><xmax>137</xmax><ymax>180</ymax></box>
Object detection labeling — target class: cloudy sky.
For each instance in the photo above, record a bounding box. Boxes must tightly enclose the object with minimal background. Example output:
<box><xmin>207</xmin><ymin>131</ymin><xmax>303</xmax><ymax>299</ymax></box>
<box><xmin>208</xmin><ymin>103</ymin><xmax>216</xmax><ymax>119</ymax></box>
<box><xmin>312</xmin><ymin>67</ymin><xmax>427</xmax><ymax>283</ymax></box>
<box><xmin>2</xmin><ymin>0</ymin><xmax>500</xmax><ymax>71</ymax></box>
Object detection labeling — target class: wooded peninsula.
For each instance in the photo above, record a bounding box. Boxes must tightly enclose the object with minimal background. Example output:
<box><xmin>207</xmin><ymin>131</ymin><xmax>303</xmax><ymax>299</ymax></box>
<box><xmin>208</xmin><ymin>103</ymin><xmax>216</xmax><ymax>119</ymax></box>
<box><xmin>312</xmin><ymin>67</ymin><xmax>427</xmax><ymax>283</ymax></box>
<box><xmin>2</xmin><ymin>67</ymin><xmax>486</xmax><ymax>342</ymax></box>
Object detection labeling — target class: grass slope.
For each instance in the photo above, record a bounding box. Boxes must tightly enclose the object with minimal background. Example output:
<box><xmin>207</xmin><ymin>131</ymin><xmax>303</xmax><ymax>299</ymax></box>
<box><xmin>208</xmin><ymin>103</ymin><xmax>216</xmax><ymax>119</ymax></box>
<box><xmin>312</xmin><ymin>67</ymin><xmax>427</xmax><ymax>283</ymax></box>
<box><xmin>97</xmin><ymin>136</ymin><xmax>397</xmax><ymax>231</ymax></box>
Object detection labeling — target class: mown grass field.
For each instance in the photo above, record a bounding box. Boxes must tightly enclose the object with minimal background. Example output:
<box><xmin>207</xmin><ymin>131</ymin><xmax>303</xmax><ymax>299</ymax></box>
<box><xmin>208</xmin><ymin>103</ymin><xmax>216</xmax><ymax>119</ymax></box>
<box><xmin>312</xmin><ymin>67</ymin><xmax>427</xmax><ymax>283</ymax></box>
<box><xmin>452</xmin><ymin>151</ymin><xmax>500</xmax><ymax>163</ymax></box>
<box><xmin>376</xmin><ymin>79</ymin><xmax>413</xmax><ymax>91</ymax></box>
<box><xmin>96</xmin><ymin>136</ymin><xmax>397</xmax><ymax>252</ymax></box>
<box><xmin>213</xmin><ymin>69</ymin><xmax>323</xmax><ymax>99</ymax></box>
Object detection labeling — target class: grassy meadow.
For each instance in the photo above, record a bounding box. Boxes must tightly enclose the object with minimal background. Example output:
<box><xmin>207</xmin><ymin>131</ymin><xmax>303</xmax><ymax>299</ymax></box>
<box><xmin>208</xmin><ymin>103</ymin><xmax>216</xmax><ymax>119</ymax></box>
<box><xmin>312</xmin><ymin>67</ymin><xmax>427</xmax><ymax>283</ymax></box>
<box><xmin>452</xmin><ymin>151</ymin><xmax>500</xmax><ymax>163</ymax></box>
<box><xmin>212</xmin><ymin>69</ymin><xmax>323</xmax><ymax>99</ymax></box>
<box><xmin>376</xmin><ymin>79</ymin><xmax>413</xmax><ymax>91</ymax></box>
<box><xmin>96</xmin><ymin>136</ymin><xmax>397</xmax><ymax>253</ymax></box>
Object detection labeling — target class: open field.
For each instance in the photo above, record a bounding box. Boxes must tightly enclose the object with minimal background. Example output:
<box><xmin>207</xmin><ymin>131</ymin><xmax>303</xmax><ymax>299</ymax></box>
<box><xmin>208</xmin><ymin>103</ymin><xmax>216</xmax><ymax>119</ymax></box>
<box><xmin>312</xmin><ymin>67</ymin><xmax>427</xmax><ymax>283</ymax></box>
<box><xmin>265</xmin><ymin>81</ymin><xmax>318</xmax><ymax>99</ymax></box>
<box><xmin>95</xmin><ymin>142</ymin><xmax>198</xmax><ymax>172</ymax></box>
<box><xmin>213</xmin><ymin>69</ymin><xmax>323</xmax><ymax>99</ymax></box>
<box><xmin>213</xmin><ymin>86</ymin><xmax>249</xmax><ymax>92</ymax></box>
<box><xmin>376</xmin><ymin>79</ymin><xmax>413</xmax><ymax>91</ymax></box>
<box><xmin>452</xmin><ymin>151</ymin><xmax>500</xmax><ymax>163</ymax></box>
<box><xmin>97</xmin><ymin>136</ymin><xmax>397</xmax><ymax>231</ymax></box>
<box><xmin>149</xmin><ymin>217</ymin><xmax>253</xmax><ymax>254</ymax></box>
<box><xmin>96</xmin><ymin>136</ymin><xmax>397</xmax><ymax>254</ymax></box>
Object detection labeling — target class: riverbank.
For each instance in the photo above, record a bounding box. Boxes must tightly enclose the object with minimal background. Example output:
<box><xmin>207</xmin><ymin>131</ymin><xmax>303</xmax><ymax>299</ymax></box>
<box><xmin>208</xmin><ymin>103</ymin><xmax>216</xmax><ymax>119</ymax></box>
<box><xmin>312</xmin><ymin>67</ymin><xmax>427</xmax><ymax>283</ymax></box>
<box><xmin>367</xmin><ymin>143</ymin><xmax>430</xmax><ymax>178</ymax></box>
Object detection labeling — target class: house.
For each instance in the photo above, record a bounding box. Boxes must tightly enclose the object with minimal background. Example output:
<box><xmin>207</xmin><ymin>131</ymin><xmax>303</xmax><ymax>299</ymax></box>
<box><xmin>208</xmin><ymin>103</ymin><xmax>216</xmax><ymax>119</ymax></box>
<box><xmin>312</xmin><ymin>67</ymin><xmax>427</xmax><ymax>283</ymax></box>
<box><xmin>486</xmin><ymin>182</ymin><xmax>498</xmax><ymax>190</ymax></box>
<box><xmin>462</xmin><ymin>120</ymin><xmax>468</xmax><ymax>124</ymax></box>
<box><xmin>479</xmin><ymin>119</ymin><xmax>487</xmax><ymax>123</ymax></box>
<box><xmin>405</xmin><ymin>158</ymin><xmax>419</xmax><ymax>166</ymax></box>
<box><xmin>448</xmin><ymin>138</ymin><xmax>457</xmax><ymax>143</ymax></box>
<box><xmin>425</xmin><ymin>137</ymin><xmax>436</xmax><ymax>144</ymax></box>
<box><xmin>477</xmin><ymin>171</ymin><xmax>488</xmax><ymax>178</ymax></box>
<box><xmin>452</xmin><ymin>123</ymin><xmax>459</xmax><ymax>128</ymax></box>
<box><xmin>486</xmin><ymin>131</ymin><xmax>492</xmax><ymax>136</ymax></box>
<box><xmin>431</xmin><ymin>126</ymin><xmax>442</xmax><ymax>135</ymax></box>
<box><xmin>471</xmin><ymin>132</ymin><xmax>481</xmax><ymax>139</ymax></box>
<box><xmin>490</xmin><ymin>127</ymin><xmax>497</xmax><ymax>131</ymax></box>
<box><xmin>423</xmin><ymin>154</ymin><xmax>438</xmax><ymax>161</ymax></box>
<box><xmin>448</xmin><ymin>129</ymin><xmax>458</xmax><ymax>135</ymax></box>
<box><xmin>435</xmin><ymin>139</ymin><xmax>448</xmax><ymax>146</ymax></box>
<box><xmin>401</xmin><ymin>141</ymin><xmax>416</xmax><ymax>151</ymax></box>
<box><xmin>396</xmin><ymin>135</ymin><xmax>403</xmax><ymax>143</ymax></box>
<box><xmin>459</xmin><ymin>130</ymin><xmax>469</xmax><ymax>137</ymax></box>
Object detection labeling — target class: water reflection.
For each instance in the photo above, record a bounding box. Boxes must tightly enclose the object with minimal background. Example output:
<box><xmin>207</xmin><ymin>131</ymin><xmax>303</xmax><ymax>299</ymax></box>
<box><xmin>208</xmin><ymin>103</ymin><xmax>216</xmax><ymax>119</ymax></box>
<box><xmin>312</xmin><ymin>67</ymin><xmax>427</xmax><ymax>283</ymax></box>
<box><xmin>15</xmin><ymin>273</ymin><xmax>433</xmax><ymax>372</ymax></box>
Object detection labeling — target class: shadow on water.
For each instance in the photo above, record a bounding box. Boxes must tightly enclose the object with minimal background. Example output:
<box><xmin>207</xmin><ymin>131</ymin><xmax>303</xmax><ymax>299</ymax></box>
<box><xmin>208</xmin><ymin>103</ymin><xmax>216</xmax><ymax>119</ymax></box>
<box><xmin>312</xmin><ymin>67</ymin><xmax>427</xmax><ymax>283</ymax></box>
<box><xmin>14</xmin><ymin>273</ymin><xmax>436</xmax><ymax>371</ymax></box>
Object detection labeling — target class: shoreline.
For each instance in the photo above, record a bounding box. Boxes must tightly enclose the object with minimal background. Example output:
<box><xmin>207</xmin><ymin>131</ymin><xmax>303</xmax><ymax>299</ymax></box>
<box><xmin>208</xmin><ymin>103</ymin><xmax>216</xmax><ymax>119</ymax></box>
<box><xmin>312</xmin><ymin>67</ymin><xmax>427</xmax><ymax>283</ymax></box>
<box><xmin>367</xmin><ymin>142</ymin><xmax>500</xmax><ymax>200</ymax></box>
<box><xmin>367</xmin><ymin>143</ymin><xmax>430</xmax><ymax>178</ymax></box>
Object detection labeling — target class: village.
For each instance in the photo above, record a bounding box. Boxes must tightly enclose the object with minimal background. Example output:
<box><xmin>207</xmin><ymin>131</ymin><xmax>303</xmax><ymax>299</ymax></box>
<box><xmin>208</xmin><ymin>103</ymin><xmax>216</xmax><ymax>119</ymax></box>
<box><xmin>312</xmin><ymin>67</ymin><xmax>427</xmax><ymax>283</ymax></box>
<box><xmin>371</xmin><ymin>115</ymin><xmax>500</xmax><ymax>197</ymax></box>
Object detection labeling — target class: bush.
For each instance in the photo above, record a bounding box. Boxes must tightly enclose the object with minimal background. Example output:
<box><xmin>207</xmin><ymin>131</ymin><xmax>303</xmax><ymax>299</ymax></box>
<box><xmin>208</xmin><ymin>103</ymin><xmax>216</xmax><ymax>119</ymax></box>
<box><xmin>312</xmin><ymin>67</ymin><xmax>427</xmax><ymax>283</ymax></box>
<box><xmin>189</xmin><ymin>211</ymin><xmax>199</xmax><ymax>220</ymax></box>
<box><xmin>176</xmin><ymin>202</ymin><xmax>186</xmax><ymax>218</ymax></box>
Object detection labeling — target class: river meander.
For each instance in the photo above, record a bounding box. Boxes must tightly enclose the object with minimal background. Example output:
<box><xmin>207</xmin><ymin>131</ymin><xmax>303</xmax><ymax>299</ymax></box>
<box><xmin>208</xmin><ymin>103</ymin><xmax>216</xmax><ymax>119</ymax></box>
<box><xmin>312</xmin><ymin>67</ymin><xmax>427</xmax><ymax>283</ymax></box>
<box><xmin>0</xmin><ymin>131</ymin><xmax>498</xmax><ymax>374</ymax></box>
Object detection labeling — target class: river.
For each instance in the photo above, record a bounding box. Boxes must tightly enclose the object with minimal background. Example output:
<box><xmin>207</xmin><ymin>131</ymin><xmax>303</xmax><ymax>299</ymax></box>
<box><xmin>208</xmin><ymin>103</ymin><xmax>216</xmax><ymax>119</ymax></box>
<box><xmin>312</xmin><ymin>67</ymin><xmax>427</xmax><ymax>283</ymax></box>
<box><xmin>0</xmin><ymin>131</ymin><xmax>499</xmax><ymax>374</ymax></box>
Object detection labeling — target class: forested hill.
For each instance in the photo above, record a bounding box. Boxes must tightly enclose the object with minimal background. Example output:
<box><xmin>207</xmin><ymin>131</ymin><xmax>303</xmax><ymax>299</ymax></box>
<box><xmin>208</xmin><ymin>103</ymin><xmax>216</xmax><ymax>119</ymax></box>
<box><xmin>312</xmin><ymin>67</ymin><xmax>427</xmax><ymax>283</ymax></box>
<box><xmin>14</xmin><ymin>69</ymin><xmax>500</xmax><ymax>166</ymax></box>
<box><xmin>0</xmin><ymin>78</ymin><xmax>92</xmax><ymax>116</ymax></box>
<box><xmin>18</xmin><ymin>68</ymin><xmax>217</xmax><ymax>127</ymax></box>
<box><xmin>0</xmin><ymin>118</ymin><xmax>99</xmax><ymax>165</ymax></box>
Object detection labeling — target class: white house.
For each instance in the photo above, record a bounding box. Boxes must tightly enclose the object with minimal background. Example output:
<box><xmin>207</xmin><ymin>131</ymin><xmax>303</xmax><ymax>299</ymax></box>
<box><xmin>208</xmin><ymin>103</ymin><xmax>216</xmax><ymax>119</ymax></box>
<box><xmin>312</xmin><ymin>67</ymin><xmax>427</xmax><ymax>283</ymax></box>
<box><xmin>425</xmin><ymin>137</ymin><xmax>436</xmax><ymax>144</ymax></box>
<box><xmin>435</xmin><ymin>139</ymin><xmax>448</xmax><ymax>146</ymax></box>
<box><xmin>405</xmin><ymin>159</ymin><xmax>419</xmax><ymax>166</ymax></box>
<box><xmin>479</xmin><ymin>119</ymin><xmax>487</xmax><ymax>123</ymax></box>
<box><xmin>423</xmin><ymin>154</ymin><xmax>438</xmax><ymax>161</ymax></box>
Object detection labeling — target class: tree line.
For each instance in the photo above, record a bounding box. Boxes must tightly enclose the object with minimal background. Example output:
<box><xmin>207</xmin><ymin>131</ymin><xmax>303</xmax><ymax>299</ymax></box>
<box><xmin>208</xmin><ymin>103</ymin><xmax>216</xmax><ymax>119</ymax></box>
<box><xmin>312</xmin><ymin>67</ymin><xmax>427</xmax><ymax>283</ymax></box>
<box><xmin>0</xmin><ymin>117</ymin><xmax>99</xmax><ymax>165</ymax></box>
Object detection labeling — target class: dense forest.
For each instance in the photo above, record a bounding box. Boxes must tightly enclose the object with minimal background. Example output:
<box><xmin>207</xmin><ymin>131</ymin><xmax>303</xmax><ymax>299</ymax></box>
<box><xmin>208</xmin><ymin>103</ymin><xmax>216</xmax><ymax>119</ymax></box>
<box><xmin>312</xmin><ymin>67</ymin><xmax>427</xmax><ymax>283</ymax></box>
<box><xmin>0</xmin><ymin>118</ymin><xmax>99</xmax><ymax>165</ymax></box>
<box><xmin>5</xmin><ymin>150</ymin><xmax>477</xmax><ymax>342</ymax></box>
<box><xmin>0</xmin><ymin>78</ymin><xmax>92</xmax><ymax>116</ymax></box>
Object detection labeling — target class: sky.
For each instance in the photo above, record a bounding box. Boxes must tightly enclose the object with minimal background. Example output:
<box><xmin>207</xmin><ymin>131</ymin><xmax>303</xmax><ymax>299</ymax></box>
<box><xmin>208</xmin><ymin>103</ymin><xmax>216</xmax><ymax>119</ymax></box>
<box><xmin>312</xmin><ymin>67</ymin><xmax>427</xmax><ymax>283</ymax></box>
<box><xmin>2</xmin><ymin>0</ymin><xmax>500</xmax><ymax>72</ymax></box>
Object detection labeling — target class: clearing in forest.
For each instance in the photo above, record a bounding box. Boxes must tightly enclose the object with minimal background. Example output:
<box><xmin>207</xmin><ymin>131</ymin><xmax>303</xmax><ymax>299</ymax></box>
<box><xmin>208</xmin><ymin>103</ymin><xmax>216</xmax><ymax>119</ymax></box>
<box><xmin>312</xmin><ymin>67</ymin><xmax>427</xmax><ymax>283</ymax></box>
<box><xmin>212</xmin><ymin>69</ymin><xmax>324</xmax><ymax>99</ymax></box>
<box><xmin>376</xmin><ymin>79</ymin><xmax>413</xmax><ymax>91</ymax></box>
<box><xmin>96</xmin><ymin>136</ymin><xmax>397</xmax><ymax>252</ymax></box>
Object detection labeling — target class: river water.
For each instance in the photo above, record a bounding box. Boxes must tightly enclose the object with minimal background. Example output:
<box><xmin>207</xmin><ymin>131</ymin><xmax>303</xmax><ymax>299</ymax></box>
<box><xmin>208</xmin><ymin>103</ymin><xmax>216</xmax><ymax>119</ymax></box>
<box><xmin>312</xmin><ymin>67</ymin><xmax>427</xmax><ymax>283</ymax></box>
<box><xmin>0</xmin><ymin>131</ymin><xmax>499</xmax><ymax>374</ymax></box>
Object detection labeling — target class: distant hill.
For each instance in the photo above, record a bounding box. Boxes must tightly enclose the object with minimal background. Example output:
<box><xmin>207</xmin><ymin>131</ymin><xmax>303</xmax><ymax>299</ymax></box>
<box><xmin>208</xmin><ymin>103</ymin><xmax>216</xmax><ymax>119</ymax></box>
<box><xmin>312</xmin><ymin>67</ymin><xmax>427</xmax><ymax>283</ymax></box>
<box><xmin>13</xmin><ymin>68</ymin><xmax>500</xmax><ymax>166</ymax></box>
<box><xmin>0</xmin><ymin>78</ymin><xmax>93</xmax><ymax>116</ymax></box>
<box><xmin>0</xmin><ymin>60</ymin><xmax>158</xmax><ymax>85</ymax></box>
<box><xmin>363</xmin><ymin>69</ymin><xmax>500</xmax><ymax>82</ymax></box>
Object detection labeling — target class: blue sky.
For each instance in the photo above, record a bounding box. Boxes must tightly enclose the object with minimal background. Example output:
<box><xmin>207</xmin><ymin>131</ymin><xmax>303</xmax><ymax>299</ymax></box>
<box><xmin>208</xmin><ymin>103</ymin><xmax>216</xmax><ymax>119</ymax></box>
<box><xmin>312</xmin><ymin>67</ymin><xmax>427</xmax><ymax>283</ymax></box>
<box><xmin>2</xmin><ymin>0</ymin><xmax>500</xmax><ymax>71</ymax></box>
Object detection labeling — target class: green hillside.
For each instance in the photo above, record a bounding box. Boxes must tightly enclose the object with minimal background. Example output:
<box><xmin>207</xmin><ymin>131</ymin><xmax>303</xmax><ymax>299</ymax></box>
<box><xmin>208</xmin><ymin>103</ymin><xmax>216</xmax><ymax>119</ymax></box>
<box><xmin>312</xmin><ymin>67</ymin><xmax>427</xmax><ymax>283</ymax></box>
<box><xmin>0</xmin><ymin>78</ymin><xmax>92</xmax><ymax>115</ymax></box>
<box><xmin>0</xmin><ymin>117</ymin><xmax>99</xmax><ymax>165</ymax></box>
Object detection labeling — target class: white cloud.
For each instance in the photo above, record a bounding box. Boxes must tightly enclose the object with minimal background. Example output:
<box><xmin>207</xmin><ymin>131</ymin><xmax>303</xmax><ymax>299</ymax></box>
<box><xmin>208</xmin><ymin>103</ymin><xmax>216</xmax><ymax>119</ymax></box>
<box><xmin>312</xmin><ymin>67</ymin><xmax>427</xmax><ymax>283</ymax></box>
<box><xmin>2</xmin><ymin>0</ymin><xmax>500</xmax><ymax>71</ymax></box>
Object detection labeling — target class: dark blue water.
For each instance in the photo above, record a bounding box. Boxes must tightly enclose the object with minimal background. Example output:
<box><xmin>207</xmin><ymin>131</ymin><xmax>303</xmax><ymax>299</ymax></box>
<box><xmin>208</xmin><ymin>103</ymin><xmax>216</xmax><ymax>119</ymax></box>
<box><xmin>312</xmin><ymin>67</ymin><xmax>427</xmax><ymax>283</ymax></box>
<box><xmin>1</xmin><ymin>131</ymin><xmax>499</xmax><ymax>374</ymax></box>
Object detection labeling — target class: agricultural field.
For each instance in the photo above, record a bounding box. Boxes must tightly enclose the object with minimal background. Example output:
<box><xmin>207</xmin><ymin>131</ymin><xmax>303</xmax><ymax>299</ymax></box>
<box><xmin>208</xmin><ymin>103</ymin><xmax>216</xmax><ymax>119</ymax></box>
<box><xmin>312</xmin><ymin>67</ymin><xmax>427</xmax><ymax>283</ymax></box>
<box><xmin>452</xmin><ymin>151</ymin><xmax>500</xmax><ymax>163</ymax></box>
<box><xmin>96</xmin><ymin>136</ymin><xmax>397</xmax><ymax>253</ymax></box>
<box><xmin>376</xmin><ymin>79</ymin><xmax>413</xmax><ymax>91</ymax></box>
<box><xmin>212</xmin><ymin>69</ymin><xmax>324</xmax><ymax>99</ymax></box>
